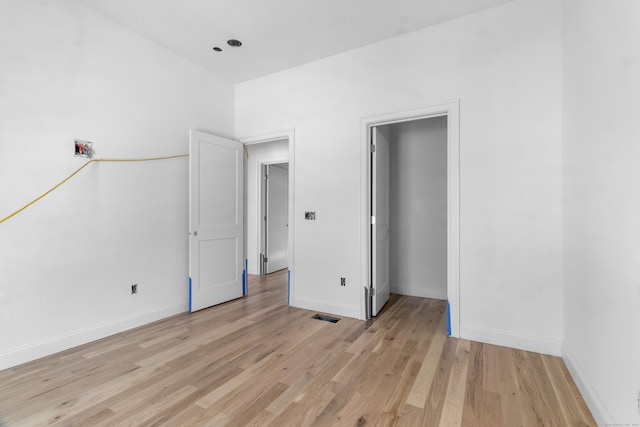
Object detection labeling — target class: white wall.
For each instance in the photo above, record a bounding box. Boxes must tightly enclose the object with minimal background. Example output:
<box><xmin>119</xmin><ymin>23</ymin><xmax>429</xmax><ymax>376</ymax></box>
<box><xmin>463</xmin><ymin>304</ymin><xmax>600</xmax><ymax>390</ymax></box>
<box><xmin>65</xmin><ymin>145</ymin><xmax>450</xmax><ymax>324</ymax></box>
<box><xmin>388</xmin><ymin>117</ymin><xmax>447</xmax><ymax>300</ymax></box>
<box><xmin>562</xmin><ymin>0</ymin><xmax>640</xmax><ymax>425</ymax></box>
<box><xmin>236</xmin><ymin>0</ymin><xmax>564</xmax><ymax>354</ymax></box>
<box><xmin>245</xmin><ymin>139</ymin><xmax>289</xmax><ymax>274</ymax></box>
<box><xmin>0</xmin><ymin>0</ymin><xmax>234</xmax><ymax>370</ymax></box>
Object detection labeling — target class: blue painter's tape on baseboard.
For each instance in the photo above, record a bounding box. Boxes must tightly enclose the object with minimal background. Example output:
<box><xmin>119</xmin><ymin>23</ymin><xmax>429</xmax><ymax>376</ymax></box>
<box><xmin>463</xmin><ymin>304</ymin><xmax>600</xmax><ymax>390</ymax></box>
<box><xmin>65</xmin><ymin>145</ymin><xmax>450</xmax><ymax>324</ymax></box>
<box><xmin>447</xmin><ymin>301</ymin><xmax>451</xmax><ymax>336</ymax></box>
<box><xmin>189</xmin><ymin>277</ymin><xmax>192</xmax><ymax>313</ymax></box>
<box><xmin>287</xmin><ymin>270</ymin><xmax>291</xmax><ymax>305</ymax></box>
<box><xmin>242</xmin><ymin>259</ymin><xmax>248</xmax><ymax>296</ymax></box>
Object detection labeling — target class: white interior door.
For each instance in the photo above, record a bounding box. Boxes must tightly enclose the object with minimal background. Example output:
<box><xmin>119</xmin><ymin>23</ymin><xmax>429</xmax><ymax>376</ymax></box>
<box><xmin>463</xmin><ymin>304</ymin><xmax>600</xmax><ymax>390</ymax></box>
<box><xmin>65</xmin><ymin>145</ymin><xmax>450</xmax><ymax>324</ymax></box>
<box><xmin>372</xmin><ymin>127</ymin><xmax>391</xmax><ymax>316</ymax></box>
<box><xmin>265</xmin><ymin>163</ymin><xmax>289</xmax><ymax>273</ymax></box>
<box><xmin>189</xmin><ymin>130</ymin><xmax>244</xmax><ymax>312</ymax></box>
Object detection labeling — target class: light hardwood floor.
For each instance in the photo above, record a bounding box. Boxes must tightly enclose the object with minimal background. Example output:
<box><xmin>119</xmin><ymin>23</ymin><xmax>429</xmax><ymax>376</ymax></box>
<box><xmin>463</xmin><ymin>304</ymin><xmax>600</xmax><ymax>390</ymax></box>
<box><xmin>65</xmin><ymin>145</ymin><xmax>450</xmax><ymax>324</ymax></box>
<box><xmin>0</xmin><ymin>270</ymin><xmax>595</xmax><ymax>426</ymax></box>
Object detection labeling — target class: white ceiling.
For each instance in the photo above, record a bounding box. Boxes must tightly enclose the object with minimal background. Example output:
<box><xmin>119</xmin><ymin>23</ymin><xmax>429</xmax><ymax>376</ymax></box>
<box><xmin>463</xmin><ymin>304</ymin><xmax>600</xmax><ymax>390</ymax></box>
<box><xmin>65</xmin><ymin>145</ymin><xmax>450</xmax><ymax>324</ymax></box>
<box><xmin>78</xmin><ymin>0</ymin><xmax>515</xmax><ymax>83</ymax></box>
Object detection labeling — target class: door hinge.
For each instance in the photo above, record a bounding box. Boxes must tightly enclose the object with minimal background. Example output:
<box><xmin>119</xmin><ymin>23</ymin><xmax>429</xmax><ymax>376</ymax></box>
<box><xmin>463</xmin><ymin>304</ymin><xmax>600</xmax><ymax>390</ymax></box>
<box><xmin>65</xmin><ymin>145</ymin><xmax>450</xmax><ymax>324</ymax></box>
<box><xmin>370</xmin><ymin>144</ymin><xmax>376</xmax><ymax>153</ymax></box>
<box><xmin>371</xmin><ymin>216</ymin><xmax>376</xmax><ymax>225</ymax></box>
<box><xmin>370</xmin><ymin>287</ymin><xmax>376</xmax><ymax>296</ymax></box>
<box><xmin>264</xmin><ymin>257</ymin><xmax>268</xmax><ymax>262</ymax></box>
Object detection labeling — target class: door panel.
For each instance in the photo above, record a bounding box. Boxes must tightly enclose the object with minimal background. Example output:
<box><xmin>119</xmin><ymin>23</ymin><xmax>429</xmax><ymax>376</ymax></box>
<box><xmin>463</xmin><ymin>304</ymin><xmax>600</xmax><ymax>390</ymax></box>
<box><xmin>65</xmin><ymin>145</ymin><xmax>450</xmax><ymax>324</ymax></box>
<box><xmin>372</xmin><ymin>127</ymin><xmax>390</xmax><ymax>316</ymax></box>
<box><xmin>189</xmin><ymin>130</ymin><xmax>244</xmax><ymax>312</ymax></box>
<box><xmin>198</xmin><ymin>143</ymin><xmax>238</xmax><ymax>224</ymax></box>
<box><xmin>265</xmin><ymin>164</ymin><xmax>289</xmax><ymax>273</ymax></box>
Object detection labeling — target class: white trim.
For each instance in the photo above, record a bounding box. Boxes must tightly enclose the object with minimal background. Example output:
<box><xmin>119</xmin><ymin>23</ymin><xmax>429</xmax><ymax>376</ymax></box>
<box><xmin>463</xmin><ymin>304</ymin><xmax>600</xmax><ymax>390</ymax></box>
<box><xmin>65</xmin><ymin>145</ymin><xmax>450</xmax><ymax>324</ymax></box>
<box><xmin>562</xmin><ymin>344</ymin><xmax>612</xmax><ymax>426</ymax></box>
<box><xmin>360</xmin><ymin>101</ymin><xmax>460</xmax><ymax>338</ymax></box>
<box><xmin>241</xmin><ymin>129</ymin><xmax>293</xmax><ymax>146</ymax></box>
<box><xmin>292</xmin><ymin>297</ymin><xmax>360</xmax><ymax>320</ymax></box>
<box><xmin>460</xmin><ymin>325</ymin><xmax>562</xmax><ymax>356</ymax></box>
<box><xmin>0</xmin><ymin>303</ymin><xmax>184</xmax><ymax>371</ymax></box>
<box><xmin>239</xmin><ymin>129</ymin><xmax>296</xmax><ymax>303</ymax></box>
<box><xmin>391</xmin><ymin>284</ymin><xmax>447</xmax><ymax>301</ymax></box>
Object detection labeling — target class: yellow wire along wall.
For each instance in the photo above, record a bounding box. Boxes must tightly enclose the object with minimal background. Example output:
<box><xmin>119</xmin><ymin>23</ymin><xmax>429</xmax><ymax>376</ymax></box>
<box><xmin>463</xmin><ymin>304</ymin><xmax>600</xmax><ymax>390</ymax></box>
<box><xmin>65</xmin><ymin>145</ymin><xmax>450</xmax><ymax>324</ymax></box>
<box><xmin>0</xmin><ymin>154</ymin><xmax>188</xmax><ymax>224</ymax></box>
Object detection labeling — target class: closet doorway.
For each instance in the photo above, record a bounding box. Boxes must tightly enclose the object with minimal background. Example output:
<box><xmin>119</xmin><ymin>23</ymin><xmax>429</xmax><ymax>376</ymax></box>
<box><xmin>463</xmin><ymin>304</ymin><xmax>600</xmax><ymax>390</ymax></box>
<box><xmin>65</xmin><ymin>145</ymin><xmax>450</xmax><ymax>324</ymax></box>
<box><xmin>362</xmin><ymin>102</ymin><xmax>460</xmax><ymax>337</ymax></box>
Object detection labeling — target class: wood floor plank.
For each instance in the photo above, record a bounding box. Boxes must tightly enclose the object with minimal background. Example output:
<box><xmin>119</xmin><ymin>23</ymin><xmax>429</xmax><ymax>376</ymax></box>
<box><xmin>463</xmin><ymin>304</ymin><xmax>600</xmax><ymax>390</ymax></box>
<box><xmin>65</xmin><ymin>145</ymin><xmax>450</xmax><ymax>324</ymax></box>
<box><xmin>405</xmin><ymin>313</ymin><xmax>448</xmax><ymax>408</ymax></box>
<box><xmin>0</xmin><ymin>271</ymin><xmax>596</xmax><ymax>426</ymax></box>
<box><xmin>461</xmin><ymin>340</ymin><xmax>485</xmax><ymax>425</ymax></box>
<box><xmin>223</xmin><ymin>382</ymin><xmax>289</xmax><ymax>427</ymax></box>
<box><xmin>512</xmin><ymin>348</ymin><xmax>568</xmax><ymax>427</ymax></box>
<box><xmin>269</xmin><ymin>379</ymin><xmax>337</xmax><ymax>426</ymax></box>
<box><xmin>97</xmin><ymin>384</ymin><xmax>199</xmax><ymax>426</ymax></box>
<box><xmin>381</xmin><ymin>346</ymin><xmax>423</xmax><ymax>416</ymax></box>
<box><xmin>495</xmin><ymin>344</ymin><xmax>523</xmax><ymax>427</ymax></box>
<box><xmin>541</xmin><ymin>354</ymin><xmax>595</xmax><ymax>427</ymax></box>
<box><xmin>438</xmin><ymin>339</ymin><xmax>470</xmax><ymax>427</ymax></box>
<box><xmin>395</xmin><ymin>403</ymin><xmax>424</xmax><ymax>426</ymax></box>
<box><xmin>421</xmin><ymin>335</ymin><xmax>458</xmax><ymax>426</ymax></box>
<box><xmin>266</xmin><ymin>350</ymin><xmax>354</xmax><ymax>424</ymax></box>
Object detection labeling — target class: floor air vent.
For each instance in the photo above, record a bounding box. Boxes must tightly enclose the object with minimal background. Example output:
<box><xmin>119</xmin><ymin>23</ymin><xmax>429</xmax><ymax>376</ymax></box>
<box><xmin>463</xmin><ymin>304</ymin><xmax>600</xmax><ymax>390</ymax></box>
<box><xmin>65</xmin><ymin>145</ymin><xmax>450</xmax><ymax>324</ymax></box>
<box><xmin>312</xmin><ymin>314</ymin><xmax>340</xmax><ymax>323</ymax></box>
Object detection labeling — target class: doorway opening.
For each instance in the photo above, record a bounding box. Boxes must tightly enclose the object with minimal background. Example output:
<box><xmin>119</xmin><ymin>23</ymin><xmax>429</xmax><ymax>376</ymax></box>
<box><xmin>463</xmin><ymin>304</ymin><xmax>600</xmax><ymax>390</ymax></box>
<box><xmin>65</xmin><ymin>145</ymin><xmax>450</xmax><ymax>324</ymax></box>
<box><xmin>241</xmin><ymin>130</ymin><xmax>295</xmax><ymax>303</ymax></box>
<box><xmin>260</xmin><ymin>162</ymin><xmax>289</xmax><ymax>275</ymax></box>
<box><xmin>361</xmin><ymin>102</ymin><xmax>460</xmax><ymax>337</ymax></box>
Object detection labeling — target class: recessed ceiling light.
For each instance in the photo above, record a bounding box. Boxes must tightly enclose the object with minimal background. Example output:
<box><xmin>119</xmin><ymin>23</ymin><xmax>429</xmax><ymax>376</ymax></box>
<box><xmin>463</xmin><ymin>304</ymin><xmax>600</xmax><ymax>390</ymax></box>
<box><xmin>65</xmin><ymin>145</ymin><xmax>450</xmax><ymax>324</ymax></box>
<box><xmin>213</xmin><ymin>47</ymin><xmax>222</xmax><ymax>52</ymax></box>
<box><xmin>227</xmin><ymin>39</ymin><xmax>242</xmax><ymax>48</ymax></box>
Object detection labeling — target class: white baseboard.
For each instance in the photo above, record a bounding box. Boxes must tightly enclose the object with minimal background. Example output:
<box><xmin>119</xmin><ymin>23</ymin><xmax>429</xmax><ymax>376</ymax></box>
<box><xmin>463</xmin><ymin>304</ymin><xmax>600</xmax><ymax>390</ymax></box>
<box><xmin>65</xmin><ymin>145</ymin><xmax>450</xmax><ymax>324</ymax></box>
<box><xmin>291</xmin><ymin>297</ymin><xmax>360</xmax><ymax>320</ymax></box>
<box><xmin>0</xmin><ymin>303</ymin><xmax>185</xmax><ymax>371</ymax></box>
<box><xmin>460</xmin><ymin>325</ymin><xmax>562</xmax><ymax>356</ymax></box>
<box><xmin>562</xmin><ymin>344</ymin><xmax>611</xmax><ymax>427</ymax></box>
<box><xmin>391</xmin><ymin>283</ymin><xmax>447</xmax><ymax>300</ymax></box>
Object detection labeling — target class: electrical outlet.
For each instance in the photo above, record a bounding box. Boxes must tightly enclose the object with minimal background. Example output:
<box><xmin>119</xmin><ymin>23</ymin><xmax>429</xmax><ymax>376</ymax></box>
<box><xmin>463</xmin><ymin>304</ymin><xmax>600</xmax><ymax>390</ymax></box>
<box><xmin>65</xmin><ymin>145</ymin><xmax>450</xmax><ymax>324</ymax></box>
<box><xmin>340</xmin><ymin>277</ymin><xmax>346</xmax><ymax>286</ymax></box>
<box><xmin>637</xmin><ymin>389</ymin><xmax>640</xmax><ymax>415</ymax></box>
<box><xmin>131</xmin><ymin>284</ymin><xmax>138</xmax><ymax>294</ymax></box>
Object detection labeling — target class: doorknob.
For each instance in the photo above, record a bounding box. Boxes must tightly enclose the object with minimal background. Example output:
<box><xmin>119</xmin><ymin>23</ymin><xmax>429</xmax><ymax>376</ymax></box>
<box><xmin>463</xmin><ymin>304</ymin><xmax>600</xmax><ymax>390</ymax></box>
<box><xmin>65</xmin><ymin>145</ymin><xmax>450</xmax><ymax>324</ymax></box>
<box><xmin>192</xmin><ymin>231</ymin><xmax>198</xmax><ymax>236</ymax></box>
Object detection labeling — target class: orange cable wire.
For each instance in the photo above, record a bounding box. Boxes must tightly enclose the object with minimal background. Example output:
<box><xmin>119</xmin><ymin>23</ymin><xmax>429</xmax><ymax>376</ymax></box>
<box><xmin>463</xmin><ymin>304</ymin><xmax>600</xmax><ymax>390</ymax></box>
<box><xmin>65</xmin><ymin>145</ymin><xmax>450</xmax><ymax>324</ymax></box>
<box><xmin>0</xmin><ymin>154</ymin><xmax>188</xmax><ymax>224</ymax></box>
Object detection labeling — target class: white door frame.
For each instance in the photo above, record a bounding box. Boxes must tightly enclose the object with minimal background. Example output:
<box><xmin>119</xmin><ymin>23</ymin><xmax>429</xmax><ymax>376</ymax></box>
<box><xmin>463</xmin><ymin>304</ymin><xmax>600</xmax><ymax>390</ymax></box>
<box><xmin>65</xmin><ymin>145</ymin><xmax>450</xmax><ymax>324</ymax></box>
<box><xmin>371</xmin><ymin>127</ymin><xmax>391</xmax><ymax>316</ymax></box>
<box><xmin>360</xmin><ymin>101</ymin><xmax>460</xmax><ymax>337</ymax></box>
<box><xmin>240</xmin><ymin>129</ymin><xmax>296</xmax><ymax>303</ymax></box>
